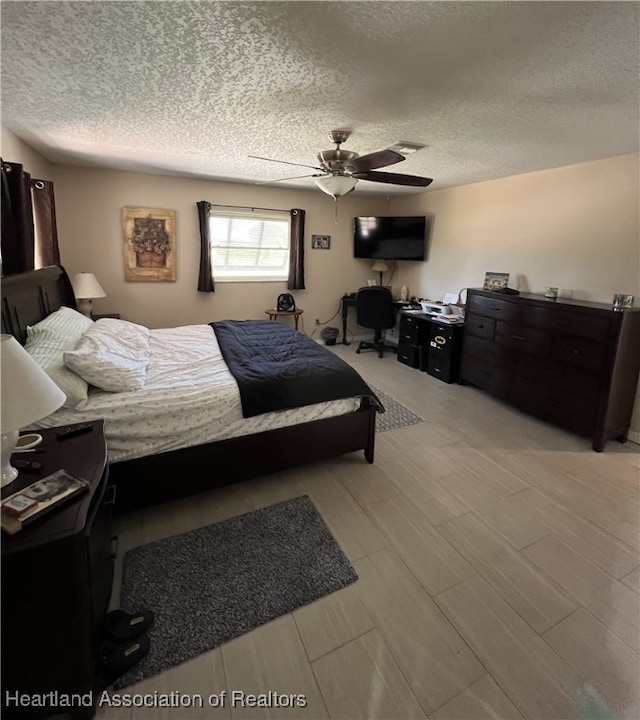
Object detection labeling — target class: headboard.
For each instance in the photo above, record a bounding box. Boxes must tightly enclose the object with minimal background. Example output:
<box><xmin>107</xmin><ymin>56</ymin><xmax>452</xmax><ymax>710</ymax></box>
<box><xmin>1</xmin><ymin>265</ymin><xmax>76</xmax><ymax>345</ymax></box>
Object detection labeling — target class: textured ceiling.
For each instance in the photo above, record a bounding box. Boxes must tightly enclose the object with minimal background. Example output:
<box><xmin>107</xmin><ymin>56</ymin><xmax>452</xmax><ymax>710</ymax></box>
<box><xmin>1</xmin><ymin>1</ymin><xmax>638</xmax><ymax>195</ymax></box>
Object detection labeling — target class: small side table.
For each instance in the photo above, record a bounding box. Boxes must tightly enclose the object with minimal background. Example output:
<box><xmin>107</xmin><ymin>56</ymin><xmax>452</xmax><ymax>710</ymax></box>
<box><xmin>265</xmin><ymin>308</ymin><xmax>304</xmax><ymax>330</ymax></box>
<box><xmin>92</xmin><ymin>313</ymin><xmax>121</xmax><ymax>320</ymax></box>
<box><xmin>1</xmin><ymin>421</ymin><xmax>112</xmax><ymax>720</ymax></box>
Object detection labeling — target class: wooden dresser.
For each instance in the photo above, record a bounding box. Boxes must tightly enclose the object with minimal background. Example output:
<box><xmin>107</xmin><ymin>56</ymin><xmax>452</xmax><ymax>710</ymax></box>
<box><xmin>460</xmin><ymin>289</ymin><xmax>640</xmax><ymax>451</ymax></box>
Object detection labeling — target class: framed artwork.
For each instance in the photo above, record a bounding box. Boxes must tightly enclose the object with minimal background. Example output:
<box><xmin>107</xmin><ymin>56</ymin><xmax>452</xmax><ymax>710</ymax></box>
<box><xmin>123</xmin><ymin>207</ymin><xmax>176</xmax><ymax>281</ymax></box>
<box><xmin>311</xmin><ymin>234</ymin><xmax>331</xmax><ymax>250</ymax></box>
<box><xmin>483</xmin><ymin>272</ymin><xmax>509</xmax><ymax>290</ymax></box>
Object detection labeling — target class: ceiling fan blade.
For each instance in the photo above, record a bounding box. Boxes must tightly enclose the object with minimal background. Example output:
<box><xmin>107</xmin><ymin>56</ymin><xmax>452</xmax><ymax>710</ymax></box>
<box><xmin>354</xmin><ymin>170</ymin><xmax>433</xmax><ymax>187</ymax></box>
<box><xmin>249</xmin><ymin>155</ymin><xmax>324</xmax><ymax>172</ymax></box>
<box><xmin>255</xmin><ymin>173</ymin><xmax>325</xmax><ymax>185</ymax></box>
<box><xmin>348</xmin><ymin>149</ymin><xmax>404</xmax><ymax>173</ymax></box>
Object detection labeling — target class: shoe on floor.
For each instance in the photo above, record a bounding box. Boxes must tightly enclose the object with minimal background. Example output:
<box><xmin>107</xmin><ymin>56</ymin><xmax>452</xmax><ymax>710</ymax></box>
<box><xmin>97</xmin><ymin>634</ymin><xmax>150</xmax><ymax>687</ymax></box>
<box><xmin>105</xmin><ymin>608</ymin><xmax>154</xmax><ymax>641</ymax></box>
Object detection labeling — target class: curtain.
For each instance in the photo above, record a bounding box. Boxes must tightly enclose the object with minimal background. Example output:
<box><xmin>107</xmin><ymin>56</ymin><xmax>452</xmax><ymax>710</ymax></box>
<box><xmin>0</xmin><ymin>159</ymin><xmax>60</xmax><ymax>276</ymax></box>
<box><xmin>288</xmin><ymin>208</ymin><xmax>305</xmax><ymax>290</ymax></box>
<box><xmin>31</xmin><ymin>179</ymin><xmax>60</xmax><ymax>267</ymax></box>
<box><xmin>1</xmin><ymin>160</ymin><xmax>35</xmax><ymax>275</ymax></box>
<box><xmin>196</xmin><ymin>200</ymin><xmax>215</xmax><ymax>292</ymax></box>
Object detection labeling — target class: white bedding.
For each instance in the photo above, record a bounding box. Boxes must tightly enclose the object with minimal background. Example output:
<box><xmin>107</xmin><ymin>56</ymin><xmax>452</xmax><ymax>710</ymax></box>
<box><xmin>34</xmin><ymin>324</ymin><xmax>361</xmax><ymax>462</ymax></box>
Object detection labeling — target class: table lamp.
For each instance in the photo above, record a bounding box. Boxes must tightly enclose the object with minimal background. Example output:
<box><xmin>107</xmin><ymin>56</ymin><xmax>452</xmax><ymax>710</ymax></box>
<box><xmin>1</xmin><ymin>335</ymin><xmax>66</xmax><ymax>487</ymax></box>
<box><xmin>70</xmin><ymin>272</ymin><xmax>106</xmax><ymax>317</ymax></box>
<box><xmin>371</xmin><ymin>260</ymin><xmax>390</xmax><ymax>286</ymax></box>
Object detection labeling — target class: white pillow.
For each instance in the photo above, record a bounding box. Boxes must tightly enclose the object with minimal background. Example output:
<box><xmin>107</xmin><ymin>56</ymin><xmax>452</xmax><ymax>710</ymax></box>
<box><xmin>64</xmin><ymin>318</ymin><xmax>151</xmax><ymax>392</ymax></box>
<box><xmin>27</xmin><ymin>305</ymin><xmax>94</xmax><ymax>344</ymax></box>
<box><xmin>24</xmin><ymin>327</ymin><xmax>90</xmax><ymax>408</ymax></box>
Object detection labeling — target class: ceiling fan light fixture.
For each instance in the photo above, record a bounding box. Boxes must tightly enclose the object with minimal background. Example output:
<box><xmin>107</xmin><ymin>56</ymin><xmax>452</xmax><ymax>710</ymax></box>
<box><xmin>315</xmin><ymin>175</ymin><xmax>358</xmax><ymax>198</ymax></box>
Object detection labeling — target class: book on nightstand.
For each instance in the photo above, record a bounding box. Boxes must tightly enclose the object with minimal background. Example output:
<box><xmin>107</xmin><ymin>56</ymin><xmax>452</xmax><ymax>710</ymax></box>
<box><xmin>1</xmin><ymin>469</ymin><xmax>89</xmax><ymax>535</ymax></box>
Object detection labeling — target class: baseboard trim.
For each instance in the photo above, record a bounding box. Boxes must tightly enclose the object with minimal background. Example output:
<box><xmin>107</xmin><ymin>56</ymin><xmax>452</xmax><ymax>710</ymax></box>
<box><xmin>627</xmin><ymin>429</ymin><xmax>640</xmax><ymax>446</ymax></box>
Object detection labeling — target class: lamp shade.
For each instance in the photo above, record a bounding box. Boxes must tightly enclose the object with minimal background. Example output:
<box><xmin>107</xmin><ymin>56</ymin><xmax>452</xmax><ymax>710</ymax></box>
<box><xmin>371</xmin><ymin>260</ymin><xmax>390</xmax><ymax>274</ymax></box>
<box><xmin>70</xmin><ymin>273</ymin><xmax>106</xmax><ymax>300</ymax></box>
<box><xmin>1</xmin><ymin>335</ymin><xmax>66</xmax><ymax>432</ymax></box>
<box><xmin>315</xmin><ymin>176</ymin><xmax>358</xmax><ymax>198</ymax></box>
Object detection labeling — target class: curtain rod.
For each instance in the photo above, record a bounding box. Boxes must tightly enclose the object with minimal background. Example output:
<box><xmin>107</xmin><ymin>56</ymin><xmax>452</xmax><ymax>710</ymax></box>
<box><xmin>210</xmin><ymin>203</ymin><xmax>289</xmax><ymax>213</ymax></box>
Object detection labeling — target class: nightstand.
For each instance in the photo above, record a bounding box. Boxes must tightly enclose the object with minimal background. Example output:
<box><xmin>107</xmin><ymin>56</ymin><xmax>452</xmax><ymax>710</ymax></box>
<box><xmin>91</xmin><ymin>313</ymin><xmax>121</xmax><ymax>320</ymax></box>
<box><xmin>1</xmin><ymin>421</ymin><xmax>114</xmax><ymax>720</ymax></box>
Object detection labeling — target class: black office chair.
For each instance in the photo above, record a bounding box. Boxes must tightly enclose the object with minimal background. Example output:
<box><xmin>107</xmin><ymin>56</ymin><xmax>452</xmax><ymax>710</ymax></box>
<box><xmin>355</xmin><ymin>286</ymin><xmax>397</xmax><ymax>358</ymax></box>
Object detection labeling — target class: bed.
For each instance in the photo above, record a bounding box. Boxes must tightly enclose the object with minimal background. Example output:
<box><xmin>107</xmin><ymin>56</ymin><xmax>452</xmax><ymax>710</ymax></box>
<box><xmin>1</xmin><ymin>265</ymin><xmax>381</xmax><ymax>513</ymax></box>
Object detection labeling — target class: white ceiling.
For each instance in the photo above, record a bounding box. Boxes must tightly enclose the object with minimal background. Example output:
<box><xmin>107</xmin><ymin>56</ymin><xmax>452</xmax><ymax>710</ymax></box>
<box><xmin>1</xmin><ymin>1</ymin><xmax>638</xmax><ymax>195</ymax></box>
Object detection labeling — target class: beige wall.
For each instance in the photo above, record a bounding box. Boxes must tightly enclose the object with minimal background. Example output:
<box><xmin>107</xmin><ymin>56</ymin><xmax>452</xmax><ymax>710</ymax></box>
<box><xmin>51</xmin><ymin>165</ymin><xmax>389</xmax><ymax>330</ymax></box>
<box><xmin>388</xmin><ymin>153</ymin><xmax>640</xmax><ymax>305</ymax></box>
<box><xmin>1</xmin><ymin>127</ymin><xmax>53</xmax><ymax>179</ymax></box>
<box><xmin>3</xmin><ymin>125</ymin><xmax>639</xmax><ymax>437</ymax></box>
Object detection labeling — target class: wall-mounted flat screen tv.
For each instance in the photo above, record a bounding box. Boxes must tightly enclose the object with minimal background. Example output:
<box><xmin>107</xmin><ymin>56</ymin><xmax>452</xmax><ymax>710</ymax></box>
<box><xmin>353</xmin><ymin>216</ymin><xmax>427</xmax><ymax>260</ymax></box>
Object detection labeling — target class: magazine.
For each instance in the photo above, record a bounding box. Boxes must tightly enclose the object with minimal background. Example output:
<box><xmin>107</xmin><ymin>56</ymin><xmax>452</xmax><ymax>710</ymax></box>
<box><xmin>1</xmin><ymin>469</ymin><xmax>89</xmax><ymax>535</ymax></box>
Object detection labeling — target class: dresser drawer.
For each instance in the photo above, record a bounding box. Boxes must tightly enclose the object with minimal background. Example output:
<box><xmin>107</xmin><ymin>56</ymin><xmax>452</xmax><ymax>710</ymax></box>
<box><xmin>523</xmin><ymin>306</ymin><xmax>611</xmax><ymax>341</ymax></box>
<box><xmin>551</xmin><ymin>334</ymin><xmax>607</xmax><ymax>371</ymax></box>
<box><xmin>517</xmin><ymin>353</ymin><xmax>601</xmax><ymax>395</ymax></box>
<box><xmin>462</xmin><ymin>334</ymin><xmax>512</xmax><ymax>366</ymax></box>
<box><xmin>468</xmin><ymin>294</ymin><xmax>521</xmax><ymax>323</ymax></box>
<box><xmin>495</xmin><ymin>321</ymin><xmax>550</xmax><ymax>356</ymax></box>
<box><xmin>512</xmin><ymin>379</ymin><xmax>597</xmax><ymax>434</ymax></box>
<box><xmin>466</xmin><ymin>315</ymin><xmax>495</xmax><ymax>340</ymax></box>
<box><xmin>461</xmin><ymin>356</ymin><xmax>511</xmax><ymax>397</ymax></box>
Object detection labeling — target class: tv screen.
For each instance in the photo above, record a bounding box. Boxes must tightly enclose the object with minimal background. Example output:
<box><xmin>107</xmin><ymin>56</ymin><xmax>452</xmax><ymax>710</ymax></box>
<box><xmin>353</xmin><ymin>216</ymin><xmax>426</xmax><ymax>260</ymax></box>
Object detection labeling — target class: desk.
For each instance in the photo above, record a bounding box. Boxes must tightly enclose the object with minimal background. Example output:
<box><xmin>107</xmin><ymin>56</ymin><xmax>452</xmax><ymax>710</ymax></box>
<box><xmin>265</xmin><ymin>308</ymin><xmax>304</xmax><ymax>330</ymax></box>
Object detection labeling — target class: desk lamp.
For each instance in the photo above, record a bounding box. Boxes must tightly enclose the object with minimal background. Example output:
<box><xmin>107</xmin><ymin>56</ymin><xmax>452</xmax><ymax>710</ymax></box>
<box><xmin>1</xmin><ymin>335</ymin><xmax>66</xmax><ymax>487</ymax></box>
<box><xmin>71</xmin><ymin>272</ymin><xmax>106</xmax><ymax>317</ymax></box>
<box><xmin>371</xmin><ymin>260</ymin><xmax>390</xmax><ymax>286</ymax></box>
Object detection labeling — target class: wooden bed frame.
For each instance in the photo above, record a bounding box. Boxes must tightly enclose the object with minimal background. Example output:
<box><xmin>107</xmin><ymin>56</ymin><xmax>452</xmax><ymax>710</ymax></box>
<box><xmin>1</xmin><ymin>266</ymin><xmax>377</xmax><ymax>513</ymax></box>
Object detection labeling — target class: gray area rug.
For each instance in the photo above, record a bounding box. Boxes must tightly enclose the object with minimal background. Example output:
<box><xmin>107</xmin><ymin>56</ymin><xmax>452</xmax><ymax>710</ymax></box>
<box><xmin>370</xmin><ymin>385</ymin><xmax>425</xmax><ymax>432</ymax></box>
<box><xmin>115</xmin><ymin>495</ymin><xmax>357</xmax><ymax>688</ymax></box>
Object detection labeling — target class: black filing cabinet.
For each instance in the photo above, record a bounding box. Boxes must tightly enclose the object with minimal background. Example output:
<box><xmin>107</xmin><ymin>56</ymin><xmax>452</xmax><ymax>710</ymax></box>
<box><xmin>427</xmin><ymin>322</ymin><xmax>463</xmax><ymax>383</ymax></box>
<box><xmin>398</xmin><ymin>314</ymin><xmax>429</xmax><ymax>369</ymax></box>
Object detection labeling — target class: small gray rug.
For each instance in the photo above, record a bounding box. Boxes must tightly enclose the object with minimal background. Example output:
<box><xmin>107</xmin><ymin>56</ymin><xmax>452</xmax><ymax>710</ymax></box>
<box><xmin>370</xmin><ymin>385</ymin><xmax>425</xmax><ymax>432</ymax></box>
<box><xmin>115</xmin><ymin>495</ymin><xmax>356</xmax><ymax>688</ymax></box>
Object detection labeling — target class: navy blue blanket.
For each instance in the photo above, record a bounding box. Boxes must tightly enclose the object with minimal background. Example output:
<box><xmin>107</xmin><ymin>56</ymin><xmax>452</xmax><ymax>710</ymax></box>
<box><xmin>211</xmin><ymin>320</ymin><xmax>382</xmax><ymax>418</ymax></box>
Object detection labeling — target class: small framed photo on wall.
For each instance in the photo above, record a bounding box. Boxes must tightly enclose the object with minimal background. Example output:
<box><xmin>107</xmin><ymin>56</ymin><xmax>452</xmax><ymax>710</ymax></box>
<box><xmin>311</xmin><ymin>235</ymin><xmax>331</xmax><ymax>250</ymax></box>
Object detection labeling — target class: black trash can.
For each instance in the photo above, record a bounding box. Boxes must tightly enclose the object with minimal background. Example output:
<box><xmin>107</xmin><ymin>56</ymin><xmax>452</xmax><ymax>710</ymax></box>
<box><xmin>320</xmin><ymin>326</ymin><xmax>339</xmax><ymax>346</ymax></box>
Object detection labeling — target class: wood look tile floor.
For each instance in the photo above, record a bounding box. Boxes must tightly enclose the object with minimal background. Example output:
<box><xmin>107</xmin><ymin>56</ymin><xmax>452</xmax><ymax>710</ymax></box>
<box><xmin>99</xmin><ymin>345</ymin><xmax>640</xmax><ymax>720</ymax></box>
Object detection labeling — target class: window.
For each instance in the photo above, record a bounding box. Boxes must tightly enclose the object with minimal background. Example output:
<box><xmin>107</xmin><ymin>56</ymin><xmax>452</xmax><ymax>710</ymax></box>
<box><xmin>209</xmin><ymin>210</ymin><xmax>290</xmax><ymax>282</ymax></box>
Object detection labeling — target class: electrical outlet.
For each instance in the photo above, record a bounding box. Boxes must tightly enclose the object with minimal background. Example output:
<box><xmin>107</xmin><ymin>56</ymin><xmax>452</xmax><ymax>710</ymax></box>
<box><xmin>315</xmin><ymin>318</ymin><xmax>320</xmax><ymax>325</ymax></box>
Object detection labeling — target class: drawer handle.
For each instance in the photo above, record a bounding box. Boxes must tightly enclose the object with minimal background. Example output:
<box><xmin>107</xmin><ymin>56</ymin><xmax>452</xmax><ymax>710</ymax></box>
<box><xmin>104</xmin><ymin>484</ymin><xmax>117</xmax><ymax>506</ymax></box>
<box><xmin>511</xmin><ymin>334</ymin><xmax>526</xmax><ymax>341</ymax></box>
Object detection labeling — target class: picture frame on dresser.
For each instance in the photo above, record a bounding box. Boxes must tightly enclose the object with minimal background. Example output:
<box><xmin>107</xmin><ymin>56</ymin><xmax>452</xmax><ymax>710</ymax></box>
<box><xmin>483</xmin><ymin>272</ymin><xmax>509</xmax><ymax>290</ymax></box>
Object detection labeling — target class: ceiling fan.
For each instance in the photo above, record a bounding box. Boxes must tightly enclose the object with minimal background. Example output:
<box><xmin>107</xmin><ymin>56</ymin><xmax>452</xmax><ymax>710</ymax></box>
<box><xmin>249</xmin><ymin>130</ymin><xmax>433</xmax><ymax>198</ymax></box>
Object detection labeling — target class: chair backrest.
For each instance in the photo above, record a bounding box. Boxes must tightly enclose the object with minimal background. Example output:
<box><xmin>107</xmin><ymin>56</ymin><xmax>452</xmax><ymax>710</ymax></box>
<box><xmin>356</xmin><ymin>286</ymin><xmax>395</xmax><ymax>330</ymax></box>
